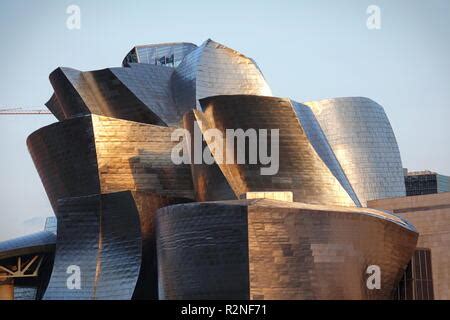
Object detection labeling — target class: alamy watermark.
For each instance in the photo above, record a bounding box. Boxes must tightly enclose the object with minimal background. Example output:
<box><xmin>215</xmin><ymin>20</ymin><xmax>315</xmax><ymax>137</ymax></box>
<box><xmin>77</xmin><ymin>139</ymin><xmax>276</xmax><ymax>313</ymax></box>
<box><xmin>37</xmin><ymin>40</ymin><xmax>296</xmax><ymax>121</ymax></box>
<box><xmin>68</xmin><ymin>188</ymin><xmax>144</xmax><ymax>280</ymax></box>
<box><xmin>66</xmin><ymin>265</ymin><xmax>81</xmax><ymax>290</ymax></box>
<box><xmin>171</xmin><ymin>121</ymin><xmax>280</xmax><ymax>176</ymax></box>
<box><xmin>66</xmin><ymin>4</ymin><xmax>81</xmax><ymax>30</ymax></box>
<box><xmin>367</xmin><ymin>5</ymin><xmax>381</xmax><ymax>30</ymax></box>
<box><xmin>366</xmin><ymin>265</ymin><xmax>381</xmax><ymax>290</ymax></box>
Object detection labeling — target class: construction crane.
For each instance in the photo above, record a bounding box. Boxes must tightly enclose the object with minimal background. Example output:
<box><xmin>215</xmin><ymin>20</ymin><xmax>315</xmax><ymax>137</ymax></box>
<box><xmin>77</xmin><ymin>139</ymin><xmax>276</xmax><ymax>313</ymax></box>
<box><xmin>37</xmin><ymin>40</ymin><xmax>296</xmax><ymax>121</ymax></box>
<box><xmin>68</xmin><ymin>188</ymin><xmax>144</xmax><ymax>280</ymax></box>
<box><xmin>0</xmin><ymin>108</ymin><xmax>52</xmax><ymax>115</ymax></box>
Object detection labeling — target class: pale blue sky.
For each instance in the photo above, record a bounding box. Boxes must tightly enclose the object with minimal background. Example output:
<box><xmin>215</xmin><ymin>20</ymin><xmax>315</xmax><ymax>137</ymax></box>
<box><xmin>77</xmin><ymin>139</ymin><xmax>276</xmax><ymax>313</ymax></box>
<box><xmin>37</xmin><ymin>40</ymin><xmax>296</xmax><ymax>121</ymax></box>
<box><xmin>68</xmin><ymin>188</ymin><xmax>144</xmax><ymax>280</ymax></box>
<box><xmin>0</xmin><ymin>0</ymin><xmax>449</xmax><ymax>240</ymax></box>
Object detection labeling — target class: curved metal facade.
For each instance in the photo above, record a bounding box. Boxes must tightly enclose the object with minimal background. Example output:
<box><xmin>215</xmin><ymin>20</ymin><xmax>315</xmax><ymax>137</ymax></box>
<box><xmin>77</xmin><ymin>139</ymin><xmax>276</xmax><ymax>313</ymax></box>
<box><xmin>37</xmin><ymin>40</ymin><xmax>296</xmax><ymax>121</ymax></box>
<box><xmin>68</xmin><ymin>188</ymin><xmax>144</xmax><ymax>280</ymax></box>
<box><xmin>0</xmin><ymin>231</ymin><xmax>56</xmax><ymax>260</ymax></box>
<box><xmin>10</xmin><ymin>39</ymin><xmax>417</xmax><ymax>301</ymax></box>
<box><xmin>291</xmin><ymin>101</ymin><xmax>361</xmax><ymax>206</ymax></box>
<box><xmin>156</xmin><ymin>202</ymin><xmax>250</xmax><ymax>300</ymax></box>
<box><xmin>47</xmin><ymin>67</ymin><xmax>165</xmax><ymax>125</ymax></box>
<box><xmin>43</xmin><ymin>191</ymin><xmax>191</xmax><ymax>300</ymax></box>
<box><xmin>47</xmin><ymin>39</ymin><xmax>272</xmax><ymax>126</ymax></box>
<box><xmin>182</xmin><ymin>111</ymin><xmax>236</xmax><ymax>202</ymax></box>
<box><xmin>27</xmin><ymin>114</ymin><xmax>194</xmax><ymax>212</ymax></box>
<box><xmin>156</xmin><ymin>199</ymin><xmax>418</xmax><ymax>300</ymax></box>
<box><xmin>111</xmin><ymin>64</ymin><xmax>180</xmax><ymax>125</ymax></box>
<box><xmin>171</xmin><ymin>39</ymin><xmax>273</xmax><ymax>115</ymax></box>
<box><xmin>27</xmin><ymin>115</ymin><xmax>99</xmax><ymax>212</ymax></box>
<box><xmin>305</xmin><ymin>97</ymin><xmax>406</xmax><ymax>205</ymax></box>
<box><xmin>44</xmin><ymin>192</ymin><xmax>141</xmax><ymax>300</ymax></box>
<box><xmin>191</xmin><ymin>95</ymin><xmax>357</xmax><ymax>206</ymax></box>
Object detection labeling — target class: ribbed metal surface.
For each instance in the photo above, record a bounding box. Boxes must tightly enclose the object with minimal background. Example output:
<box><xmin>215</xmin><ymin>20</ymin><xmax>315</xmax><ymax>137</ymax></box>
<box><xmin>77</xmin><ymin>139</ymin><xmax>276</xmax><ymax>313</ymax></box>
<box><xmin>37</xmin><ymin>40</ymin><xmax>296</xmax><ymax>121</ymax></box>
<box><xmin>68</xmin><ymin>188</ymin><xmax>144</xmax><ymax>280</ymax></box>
<box><xmin>17</xmin><ymin>39</ymin><xmax>417</xmax><ymax>301</ymax></box>
<box><xmin>47</xmin><ymin>67</ymin><xmax>165</xmax><ymax>125</ymax></box>
<box><xmin>156</xmin><ymin>202</ymin><xmax>250</xmax><ymax>300</ymax></box>
<box><xmin>26</xmin><ymin>115</ymin><xmax>101</xmax><ymax>212</ymax></box>
<box><xmin>44</xmin><ymin>192</ymin><xmax>142</xmax><ymax>300</ymax></box>
<box><xmin>193</xmin><ymin>95</ymin><xmax>357</xmax><ymax>206</ymax></box>
<box><xmin>0</xmin><ymin>231</ymin><xmax>56</xmax><ymax>260</ymax></box>
<box><xmin>182</xmin><ymin>111</ymin><xmax>236</xmax><ymax>202</ymax></box>
<box><xmin>305</xmin><ymin>97</ymin><xmax>406</xmax><ymax>205</ymax></box>
<box><xmin>156</xmin><ymin>199</ymin><xmax>418</xmax><ymax>300</ymax></box>
<box><xmin>111</xmin><ymin>64</ymin><xmax>179</xmax><ymax>125</ymax></box>
<box><xmin>291</xmin><ymin>101</ymin><xmax>361</xmax><ymax>206</ymax></box>
<box><xmin>172</xmin><ymin>39</ymin><xmax>272</xmax><ymax>115</ymax></box>
<box><xmin>27</xmin><ymin>114</ymin><xmax>194</xmax><ymax>212</ymax></box>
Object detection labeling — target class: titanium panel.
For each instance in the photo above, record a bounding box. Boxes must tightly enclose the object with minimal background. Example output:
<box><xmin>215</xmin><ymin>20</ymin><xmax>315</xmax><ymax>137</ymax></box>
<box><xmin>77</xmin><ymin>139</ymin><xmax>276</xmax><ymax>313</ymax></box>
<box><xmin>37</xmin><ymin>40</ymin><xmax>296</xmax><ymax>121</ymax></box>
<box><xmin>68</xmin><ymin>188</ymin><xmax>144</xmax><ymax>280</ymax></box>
<box><xmin>27</xmin><ymin>115</ymin><xmax>194</xmax><ymax>212</ymax></box>
<box><xmin>156</xmin><ymin>202</ymin><xmax>250</xmax><ymax>300</ymax></box>
<box><xmin>0</xmin><ymin>231</ymin><xmax>56</xmax><ymax>260</ymax></box>
<box><xmin>26</xmin><ymin>116</ymin><xmax>100</xmax><ymax>212</ymax></box>
<box><xmin>156</xmin><ymin>199</ymin><xmax>418</xmax><ymax>300</ymax></box>
<box><xmin>171</xmin><ymin>39</ymin><xmax>273</xmax><ymax>116</ymax></box>
<box><xmin>194</xmin><ymin>95</ymin><xmax>357</xmax><ymax>206</ymax></box>
<box><xmin>182</xmin><ymin>111</ymin><xmax>236</xmax><ymax>202</ymax></box>
<box><xmin>305</xmin><ymin>97</ymin><xmax>406</xmax><ymax>205</ymax></box>
<box><xmin>43</xmin><ymin>195</ymin><xmax>100</xmax><ymax>299</ymax></box>
<box><xmin>92</xmin><ymin>115</ymin><xmax>194</xmax><ymax>199</ymax></box>
<box><xmin>111</xmin><ymin>63</ymin><xmax>180</xmax><ymax>125</ymax></box>
<box><xmin>129</xmin><ymin>192</ymin><xmax>192</xmax><ymax>300</ymax></box>
<box><xmin>44</xmin><ymin>192</ymin><xmax>141</xmax><ymax>300</ymax></box>
<box><xmin>47</xmin><ymin>67</ymin><xmax>165</xmax><ymax>125</ymax></box>
<box><xmin>291</xmin><ymin>101</ymin><xmax>361</xmax><ymax>206</ymax></box>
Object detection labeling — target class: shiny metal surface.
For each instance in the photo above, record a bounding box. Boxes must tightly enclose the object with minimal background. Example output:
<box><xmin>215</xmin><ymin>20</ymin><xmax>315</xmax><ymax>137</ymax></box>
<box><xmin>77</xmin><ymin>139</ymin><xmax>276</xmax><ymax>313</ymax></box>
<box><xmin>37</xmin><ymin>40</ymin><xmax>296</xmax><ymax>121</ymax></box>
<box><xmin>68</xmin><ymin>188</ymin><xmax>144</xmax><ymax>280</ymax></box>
<box><xmin>172</xmin><ymin>39</ymin><xmax>273</xmax><ymax>116</ymax></box>
<box><xmin>111</xmin><ymin>63</ymin><xmax>180</xmax><ymax>125</ymax></box>
<box><xmin>182</xmin><ymin>111</ymin><xmax>236</xmax><ymax>202</ymax></box>
<box><xmin>17</xmin><ymin>39</ymin><xmax>418</xmax><ymax>301</ymax></box>
<box><xmin>0</xmin><ymin>231</ymin><xmax>56</xmax><ymax>260</ymax></box>
<box><xmin>47</xmin><ymin>67</ymin><xmax>166</xmax><ymax>125</ymax></box>
<box><xmin>305</xmin><ymin>97</ymin><xmax>406</xmax><ymax>205</ymax></box>
<box><xmin>192</xmin><ymin>95</ymin><xmax>357</xmax><ymax>206</ymax></box>
<box><xmin>156</xmin><ymin>199</ymin><xmax>418</xmax><ymax>300</ymax></box>
<box><xmin>27</xmin><ymin>114</ymin><xmax>194</xmax><ymax>212</ymax></box>
<box><xmin>47</xmin><ymin>39</ymin><xmax>272</xmax><ymax>126</ymax></box>
<box><xmin>292</xmin><ymin>101</ymin><xmax>361</xmax><ymax>206</ymax></box>
<box><xmin>43</xmin><ymin>191</ymin><xmax>191</xmax><ymax>300</ymax></box>
<box><xmin>129</xmin><ymin>192</ymin><xmax>192</xmax><ymax>300</ymax></box>
<box><xmin>44</xmin><ymin>192</ymin><xmax>141</xmax><ymax>300</ymax></box>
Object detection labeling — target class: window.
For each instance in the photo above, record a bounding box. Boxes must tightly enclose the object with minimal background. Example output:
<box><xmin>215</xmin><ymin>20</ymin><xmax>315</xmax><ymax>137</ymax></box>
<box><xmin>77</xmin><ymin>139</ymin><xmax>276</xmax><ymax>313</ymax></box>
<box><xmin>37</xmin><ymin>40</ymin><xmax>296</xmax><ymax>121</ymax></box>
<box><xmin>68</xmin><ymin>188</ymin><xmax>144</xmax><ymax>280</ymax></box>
<box><xmin>395</xmin><ymin>248</ymin><xmax>434</xmax><ymax>300</ymax></box>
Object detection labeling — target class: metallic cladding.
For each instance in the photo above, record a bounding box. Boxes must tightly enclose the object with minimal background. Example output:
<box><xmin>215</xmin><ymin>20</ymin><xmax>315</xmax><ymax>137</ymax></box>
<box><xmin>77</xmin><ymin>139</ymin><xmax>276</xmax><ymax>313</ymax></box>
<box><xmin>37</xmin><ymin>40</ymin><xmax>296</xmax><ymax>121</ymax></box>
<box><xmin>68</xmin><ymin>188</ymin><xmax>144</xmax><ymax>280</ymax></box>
<box><xmin>0</xmin><ymin>231</ymin><xmax>56</xmax><ymax>260</ymax></box>
<box><xmin>43</xmin><ymin>191</ymin><xmax>191</xmax><ymax>300</ymax></box>
<box><xmin>182</xmin><ymin>111</ymin><xmax>237</xmax><ymax>202</ymax></box>
<box><xmin>43</xmin><ymin>195</ymin><xmax>101</xmax><ymax>299</ymax></box>
<box><xmin>47</xmin><ymin>67</ymin><xmax>166</xmax><ymax>125</ymax></box>
<box><xmin>92</xmin><ymin>115</ymin><xmax>194</xmax><ymax>199</ymax></box>
<box><xmin>111</xmin><ymin>63</ymin><xmax>180</xmax><ymax>125</ymax></box>
<box><xmin>27</xmin><ymin>114</ymin><xmax>194</xmax><ymax>212</ymax></box>
<box><xmin>304</xmin><ymin>97</ymin><xmax>406</xmax><ymax>205</ymax></box>
<box><xmin>15</xmin><ymin>39</ymin><xmax>417</xmax><ymax>301</ymax></box>
<box><xmin>26</xmin><ymin>115</ymin><xmax>100</xmax><ymax>212</ymax></box>
<box><xmin>156</xmin><ymin>199</ymin><xmax>418</xmax><ymax>300</ymax></box>
<box><xmin>171</xmin><ymin>39</ymin><xmax>273</xmax><ymax>115</ymax></box>
<box><xmin>156</xmin><ymin>202</ymin><xmax>250</xmax><ymax>300</ymax></box>
<box><xmin>44</xmin><ymin>192</ymin><xmax>142</xmax><ymax>300</ymax></box>
<box><xmin>195</xmin><ymin>95</ymin><xmax>357</xmax><ymax>206</ymax></box>
<box><xmin>291</xmin><ymin>101</ymin><xmax>361</xmax><ymax>206</ymax></box>
<box><xmin>129</xmin><ymin>192</ymin><xmax>192</xmax><ymax>300</ymax></box>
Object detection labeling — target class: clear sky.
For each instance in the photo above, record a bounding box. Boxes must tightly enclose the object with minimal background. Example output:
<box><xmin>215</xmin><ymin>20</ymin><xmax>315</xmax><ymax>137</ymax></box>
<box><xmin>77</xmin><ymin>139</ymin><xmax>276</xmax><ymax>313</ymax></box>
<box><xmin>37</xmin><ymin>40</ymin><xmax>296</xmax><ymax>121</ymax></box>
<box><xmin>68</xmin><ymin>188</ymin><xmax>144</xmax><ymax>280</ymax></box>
<box><xmin>0</xmin><ymin>0</ymin><xmax>449</xmax><ymax>241</ymax></box>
